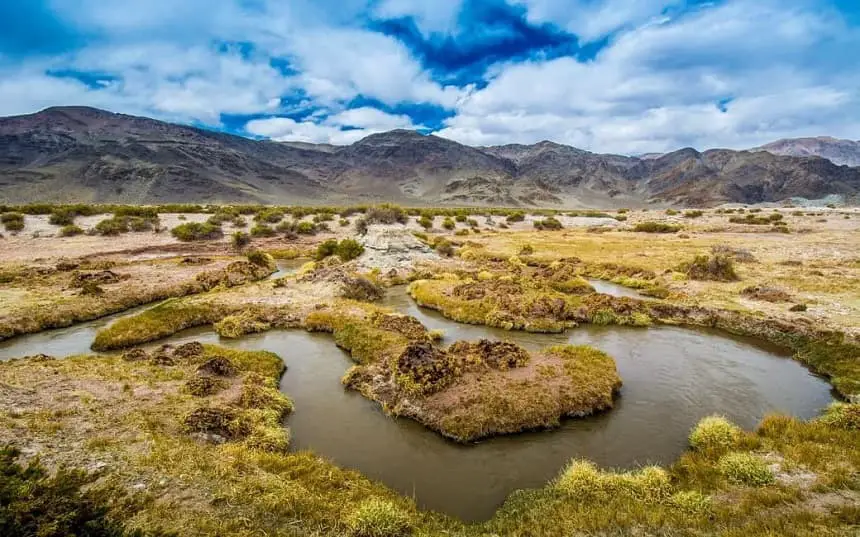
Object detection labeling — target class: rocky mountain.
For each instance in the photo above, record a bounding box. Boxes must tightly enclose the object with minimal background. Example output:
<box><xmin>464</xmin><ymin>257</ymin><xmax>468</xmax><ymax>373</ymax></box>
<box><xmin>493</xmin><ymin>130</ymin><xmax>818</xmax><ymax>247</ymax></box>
<box><xmin>752</xmin><ymin>137</ymin><xmax>860</xmax><ymax>167</ymax></box>
<box><xmin>1</xmin><ymin>106</ymin><xmax>858</xmax><ymax>207</ymax></box>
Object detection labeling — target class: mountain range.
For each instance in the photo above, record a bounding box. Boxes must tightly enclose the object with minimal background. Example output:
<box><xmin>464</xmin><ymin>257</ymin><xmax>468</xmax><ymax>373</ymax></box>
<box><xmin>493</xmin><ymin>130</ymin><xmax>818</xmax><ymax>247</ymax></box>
<box><xmin>1</xmin><ymin>106</ymin><xmax>858</xmax><ymax>207</ymax></box>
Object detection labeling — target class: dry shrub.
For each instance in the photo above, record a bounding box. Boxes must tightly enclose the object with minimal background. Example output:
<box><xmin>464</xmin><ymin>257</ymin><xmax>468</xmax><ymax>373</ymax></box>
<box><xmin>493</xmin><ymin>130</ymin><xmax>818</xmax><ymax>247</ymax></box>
<box><xmin>740</xmin><ymin>285</ymin><xmax>792</xmax><ymax>302</ymax></box>
<box><xmin>197</xmin><ymin>356</ymin><xmax>238</xmax><ymax>377</ymax></box>
<box><xmin>339</xmin><ymin>275</ymin><xmax>384</xmax><ymax>301</ymax></box>
<box><xmin>185</xmin><ymin>376</ymin><xmax>227</xmax><ymax>397</ymax></box>
<box><xmin>447</xmin><ymin>339</ymin><xmax>530</xmax><ymax>370</ymax></box>
<box><xmin>174</xmin><ymin>341</ymin><xmax>205</xmax><ymax>359</ymax></box>
<box><xmin>676</xmin><ymin>254</ymin><xmax>739</xmax><ymax>281</ymax></box>
<box><xmin>711</xmin><ymin>244</ymin><xmax>757</xmax><ymax>263</ymax></box>
<box><xmin>184</xmin><ymin>406</ymin><xmax>247</xmax><ymax>439</ymax></box>
<box><xmin>121</xmin><ymin>348</ymin><xmax>149</xmax><ymax>362</ymax></box>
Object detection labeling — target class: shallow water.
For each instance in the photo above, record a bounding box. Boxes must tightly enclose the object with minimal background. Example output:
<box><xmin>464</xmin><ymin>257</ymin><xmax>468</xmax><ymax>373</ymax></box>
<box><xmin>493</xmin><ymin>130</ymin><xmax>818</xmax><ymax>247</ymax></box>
<box><xmin>0</xmin><ymin>287</ymin><xmax>834</xmax><ymax>521</ymax></box>
<box><xmin>266</xmin><ymin>258</ymin><xmax>307</xmax><ymax>279</ymax></box>
<box><xmin>585</xmin><ymin>278</ymin><xmax>644</xmax><ymax>298</ymax></box>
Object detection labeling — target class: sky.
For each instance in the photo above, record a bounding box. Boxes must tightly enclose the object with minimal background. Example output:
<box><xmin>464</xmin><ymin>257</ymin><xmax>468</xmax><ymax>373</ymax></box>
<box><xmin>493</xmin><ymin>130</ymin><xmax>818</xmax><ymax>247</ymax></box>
<box><xmin>0</xmin><ymin>0</ymin><xmax>858</xmax><ymax>154</ymax></box>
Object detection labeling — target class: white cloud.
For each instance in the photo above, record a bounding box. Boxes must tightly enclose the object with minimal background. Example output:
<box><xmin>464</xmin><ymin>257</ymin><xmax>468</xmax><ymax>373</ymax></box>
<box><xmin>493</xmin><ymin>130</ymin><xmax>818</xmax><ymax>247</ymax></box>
<box><xmin>436</xmin><ymin>0</ymin><xmax>860</xmax><ymax>153</ymax></box>
<box><xmin>245</xmin><ymin>106</ymin><xmax>420</xmax><ymax>144</ymax></box>
<box><xmin>373</xmin><ymin>0</ymin><xmax>464</xmax><ymax>36</ymax></box>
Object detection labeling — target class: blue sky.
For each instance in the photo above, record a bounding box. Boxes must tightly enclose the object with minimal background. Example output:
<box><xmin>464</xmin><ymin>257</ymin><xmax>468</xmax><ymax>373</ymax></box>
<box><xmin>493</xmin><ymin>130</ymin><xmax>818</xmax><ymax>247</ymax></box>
<box><xmin>0</xmin><ymin>0</ymin><xmax>858</xmax><ymax>154</ymax></box>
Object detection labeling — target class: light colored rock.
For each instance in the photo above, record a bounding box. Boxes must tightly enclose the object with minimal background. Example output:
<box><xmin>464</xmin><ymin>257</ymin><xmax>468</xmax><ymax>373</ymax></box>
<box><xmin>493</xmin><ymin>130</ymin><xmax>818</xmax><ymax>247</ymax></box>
<box><xmin>358</xmin><ymin>225</ymin><xmax>439</xmax><ymax>272</ymax></box>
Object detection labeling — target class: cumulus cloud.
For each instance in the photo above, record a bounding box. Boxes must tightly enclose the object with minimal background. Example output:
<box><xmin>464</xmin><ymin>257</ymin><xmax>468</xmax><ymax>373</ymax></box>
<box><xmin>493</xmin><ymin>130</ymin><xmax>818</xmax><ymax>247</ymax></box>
<box><xmin>436</xmin><ymin>0</ymin><xmax>860</xmax><ymax>153</ymax></box>
<box><xmin>245</xmin><ymin>106</ymin><xmax>420</xmax><ymax>144</ymax></box>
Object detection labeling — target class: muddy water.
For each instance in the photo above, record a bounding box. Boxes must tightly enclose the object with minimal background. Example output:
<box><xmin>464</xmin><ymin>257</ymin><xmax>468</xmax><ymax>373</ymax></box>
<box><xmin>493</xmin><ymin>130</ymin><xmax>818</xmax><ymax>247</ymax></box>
<box><xmin>0</xmin><ymin>287</ymin><xmax>834</xmax><ymax>521</ymax></box>
<box><xmin>267</xmin><ymin>258</ymin><xmax>307</xmax><ymax>279</ymax></box>
<box><xmin>585</xmin><ymin>278</ymin><xmax>644</xmax><ymax>298</ymax></box>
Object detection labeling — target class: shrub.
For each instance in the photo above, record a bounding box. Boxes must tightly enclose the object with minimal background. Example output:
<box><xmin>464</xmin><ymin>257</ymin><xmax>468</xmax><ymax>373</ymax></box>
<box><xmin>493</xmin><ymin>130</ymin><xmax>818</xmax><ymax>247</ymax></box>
<box><xmin>442</xmin><ymin>217</ymin><xmax>455</xmax><ymax>230</ymax></box>
<box><xmin>340</xmin><ymin>275</ymin><xmax>384</xmax><ymax>301</ymax></box>
<box><xmin>534</xmin><ymin>216</ymin><xmax>563</xmax><ymax>230</ymax></box>
<box><xmin>365</xmin><ymin>204</ymin><xmax>408</xmax><ymax>225</ymax></box>
<box><xmin>789</xmin><ymin>303</ymin><xmax>807</xmax><ymax>312</ymax></box>
<box><xmin>250</xmin><ymin>224</ymin><xmax>276</xmax><ymax>238</ymax></box>
<box><xmin>455</xmin><ymin>214</ymin><xmax>467</xmax><ymax>223</ymax></box>
<box><xmin>336</xmin><ymin>238</ymin><xmax>364</xmax><ymax>261</ymax></box>
<box><xmin>555</xmin><ymin>460</ymin><xmax>672</xmax><ymax>502</ymax></box>
<box><xmin>418</xmin><ymin>215</ymin><xmax>433</xmax><ymax>229</ymax></box>
<box><xmin>665</xmin><ymin>209</ymin><xmax>679</xmax><ymax>215</ymax></box>
<box><xmin>1</xmin><ymin>212</ymin><xmax>25</xmax><ymax>231</ymax></box>
<box><xmin>506</xmin><ymin>212</ymin><xmax>525</xmax><ymax>223</ymax></box>
<box><xmin>684</xmin><ymin>210</ymin><xmax>704</xmax><ymax>218</ymax></box>
<box><xmin>454</xmin><ymin>229</ymin><xmax>469</xmax><ymax>236</ymax></box>
<box><xmin>339</xmin><ymin>218</ymin><xmax>350</xmax><ymax>227</ymax></box>
<box><xmin>717</xmin><ymin>452</ymin><xmax>775</xmax><ymax>486</ymax></box>
<box><xmin>711</xmin><ymin>244</ymin><xmax>756</xmax><ymax>263</ymax></box>
<box><xmin>435</xmin><ymin>239</ymin><xmax>454</xmax><ymax>257</ymax></box>
<box><xmin>819</xmin><ymin>402</ymin><xmax>860</xmax><ymax>430</ymax></box>
<box><xmin>519</xmin><ymin>244</ymin><xmax>534</xmax><ymax>255</ymax></box>
<box><xmin>676</xmin><ymin>254</ymin><xmax>739</xmax><ymax>281</ymax></box>
<box><xmin>345</xmin><ymin>498</ymin><xmax>412</xmax><ymax>537</ymax></box>
<box><xmin>48</xmin><ymin>208</ymin><xmax>76</xmax><ymax>225</ymax></box>
<box><xmin>669</xmin><ymin>490</ymin><xmax>712</xmax><ymax>514</ymax></box>
<box><xmin>296</xmin><ymin>221</ymin><xmax>317</xmax><ymax>235</ymax></box>
<box><xmin>59</xmin><ymin>224</ymin><xmax>84</xmax><ymax>237</ymax></box>
<box><xmin>254</xmin><ymin>208</ymin><xmax>285</xmax><ymax>223</ymax></box>
<box><xmin>231</xmin><ymin>231</ymin><xmax>251</xmax><ymax>250</ymax></box>
<box><xmin>466</xmin><ymin>218</ymin><xmax>479</xmax><ymax>228</ymax></box>
<box><xmin>246</xmin><ymin>249</ymin><xmax>272</xmax><ymax>267</ymax></box>
<box><xmin>315</xmin><ymin>239</ymin><xmax>339</xmax><ymax>260</ymax></box>
<box><xmin>634</xmin><ymin>222</ymin><xmax>680</xmax><ymax>233</ymax></box>
<box><xmin>94</xmin><ymin>217</ymin><xmax>128</xmax><ymax>235</ymax></box>
<box><xmin>172</xmin><ymin>222</ymin><xmax>224</xmax><ymax>241</ymax></box>
<box><xmin>689</xmin><ymin>415</ymin><xmax>741</xmax><ymax>456</ymax></box>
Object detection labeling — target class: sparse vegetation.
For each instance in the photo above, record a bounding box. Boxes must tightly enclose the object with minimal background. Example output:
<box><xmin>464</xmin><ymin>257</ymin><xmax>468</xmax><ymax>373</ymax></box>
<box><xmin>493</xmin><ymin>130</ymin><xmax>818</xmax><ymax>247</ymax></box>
<box><xmin>1</xmin><ymin>211</ymin><xmax>25</xmax><ymax>231</ymax></box>
<box><xmin>676</xmin><ymin>253</ymin><xmax>739</xmax><ymax>281</ymax></box>
<box><xmin>171</xmin><ymin>222</ymin><xmax>223</xmax><ymax>241</ymax></box>
<box><xmin>533</xmin><ymin>216</ymin><xmax>563</xmax><ymax>230</ymax></box>
<box><xmin>634</xmin><ymin>221</ymin><xmax>681</xmax><ymax>233</ymax></box>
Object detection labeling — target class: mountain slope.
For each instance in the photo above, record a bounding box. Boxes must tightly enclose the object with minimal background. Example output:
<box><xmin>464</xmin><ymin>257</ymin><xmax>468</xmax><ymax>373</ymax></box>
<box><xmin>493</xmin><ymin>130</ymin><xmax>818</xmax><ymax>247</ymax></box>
<box><xmin>752</xmin><ymin>137</ymin><xmax>860</xmax><ymax>167</ymax></box>
<box><xmin>1</xmin><ymin>106</ymin><xmax>859</xmax><ymax>206</ymax></box>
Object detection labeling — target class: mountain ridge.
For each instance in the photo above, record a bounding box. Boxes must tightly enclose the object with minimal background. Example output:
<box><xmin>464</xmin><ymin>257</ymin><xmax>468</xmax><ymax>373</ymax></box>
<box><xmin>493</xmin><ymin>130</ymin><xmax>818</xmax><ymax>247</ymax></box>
<box><xmin>1</xmin><ymin>106</ymin><xmax>858</xmax><ymax>207</ymax></box>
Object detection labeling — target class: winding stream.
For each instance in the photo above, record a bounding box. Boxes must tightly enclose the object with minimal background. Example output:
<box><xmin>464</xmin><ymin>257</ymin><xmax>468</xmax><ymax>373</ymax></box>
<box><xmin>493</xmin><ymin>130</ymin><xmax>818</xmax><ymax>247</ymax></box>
<box><xmin>0</xmin><ymin>286</ymin><xmax>834</xmax><ymax>521</ymax></box>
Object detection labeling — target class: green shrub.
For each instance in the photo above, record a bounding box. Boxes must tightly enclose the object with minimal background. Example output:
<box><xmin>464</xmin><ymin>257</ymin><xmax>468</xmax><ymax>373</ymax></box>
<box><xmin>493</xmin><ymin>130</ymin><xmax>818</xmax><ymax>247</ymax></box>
<box><xmin>669</xmin><ymin>490</ymin><xmax>712</xmax><ymax>514</ymax></box>
<box><xmin>336</xmin><ymin>239</ymin><xmax>365</xmax><ymax>261</ymax></box>
<box><xmin>418</xmin><ymin>215</ymin><xmax>433</xmax><ymax>229</ymax></box>
<box><xmin>315</xmin><ymin>239</ymin><xmax>339</xmax><ymax>260</ymax></box>
<box><xmin>519</xmin><ymin>244</ymin><xmax>534</xmax><ymax>255</ymax></box>
<box><xmin>339</xmin><ymin>218</ymin><xmax>350</xmax><ymax>227</ymax></box>
<box><xmin>717</xmin><ymin>452</ymin><xmax>775</xmax><ymax>486</ymax></box>
<box><xmin>455</xmin><ymin>214</ymin><xmax>467</xmax><ymax>223</ymax></box>
<box><xmin>48</xmin><ymin>208</ymin><xmax>76</xmax><ymax>225</ymax></box>
<box><xmin>296</xmin><ymin>221</ymin><xmax>317</xmax><ymax>235</ymax></box>
<box><xmin>689</xmin><ymin>415</ymin><xmax>741</xmax><ymax>456</ymax></box>
<box><xmin>59</xmin><ymin>224</ymin><xmax>84</xmax><ymax>237</ymax></box>
<box><xmin>1</xmin><ymin>212</ymin><xmax>25</xmax><ymax>231</ymax></box>
<box><xmin>466</xmin><ymin>218</ymin><xmax>479</xmax><ymax>228</ymax></box>
<box><xmin>819</xmin><ymin>403</ymin><xmax>860</xmax><ymax>430</ymax></box>
<box><xmin>506</xmin><ymin>212</ymin><xmax>525</xmax><ymax>223</ymax></box>
<box><xmin>454</xmin><ymin>229</ymin><xmax>469</xmax><ymax>236</ymax></box>
<box><xmin>254</xmin><ymin>208</ymin><xmax>285</xmax><ymax>223</ymax></box>
<box><xmin>171</xmin><ymin>222</ymin><xmax>224</xmax><ymax>241</ymax></box>
<box><xmin>94</xmin><ymin>217</ymin><xmax>128</xmax><ymax>235</ymax></box>
<box><xmin>634</xmin><ymin>222</ymin><xmax>680</xmax><ymax>233</ymax></box>
<box><xmin>555</xmin><ymin>460</ymin><xmax>672</xmax><ymax>502</ymax></box>
<box><xmin>345</xmin><ymin>498</ymin><xmax>412</xmax><ymax>537</ymax></box>
<box><xmin>250</xmin><ymin>224</ymin><xmax>276</xmax><ymax>238</ymax></box>
<box><xmin>442</xmin><ymin>217</ymin><xmax>455</xmax><ymax>230</ymax></box>
<box><xmin>684</xmin><ymin>210</ymin><xmax>704</xmax><ymax>218</ymax></box>
<box><xmin>246</xmin><ymin>249</ymin><xmax>272</xmax><ymax>267</ymax></box>
<box><xmin>435</xmin><ymin>239</ymin><xmax>454</xmax><ymax>256</ymax></box>
<box><xmin>534</xmin><ymin>216</ymin><xmax>563</xmax><ymax>230</ymax></box>
<box><xmin>665</xmin><ymin>209</ymin><xmax>679</xmax><ymax>215</ymax></box>
<box><xmin>231</xmin><ymin>231</ymin><xmax>251</xmax><ymax>250</ymax></box>
<box><xmin>365</xmin><ymin>204</ymin><xmax>407</xmax><ymax>225</ymax></box>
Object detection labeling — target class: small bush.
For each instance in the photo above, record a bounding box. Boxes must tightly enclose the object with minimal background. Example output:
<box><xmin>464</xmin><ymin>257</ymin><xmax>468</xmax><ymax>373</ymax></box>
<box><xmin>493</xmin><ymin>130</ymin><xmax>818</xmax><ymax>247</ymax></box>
<box><xmin>435</xmin><ymin>239</ymin><xmax>454</xmax><ymax>257</ymax></box>
<box><xmin>315</xmin><ymin>239</ymin><xmax>339</xmax><ymax>261</ymax></box>
<box><xmin>336</xmin><ymin>239</ymin><xmax>365</xmax><ymax>261</ymax></box>
<box><xmin>59</xmin><ymin>224</ymin><xmax>84</xmax><ymax>237</ymax></box>
<box><xmin>254</xmin><ymin>208</ymin><xmax>285</xmax><ymax>223</ymax></box>
<box><xmin>519</xmin><ymin>244</ymin><xmax>534</xmax><ymax>255</ymax></box>
<box><xmin>455</xmin><ymin>214</ymin><xmax>467</xmax><ymax>223</ymax></box>
<box><xmin>171</xmin><ymin>222</ymin><xmax>224</xmax><ymax>241</ymax></box>
<box><xmin>466</xmin><ymin>218</ymin><xmax>479</xmax><ymax>228</ymax></box>
<box><xmin>340</xmin><ymin>275</ymin><xmax>384</xmax><ymax>301</ymax></box>
<box><xmin>689</xmin><ymin>415</ymin><xmax>741</xmax><ymax>456</ymax></box>
<box><xmin>345</xmin><ymin>498</ymin><xmax>412</xmax><ymax>537</ymax></box>
<box><xmin>684</xmin><ymin>210</ymin><xmax>704</xmax><ymax>218</ymax></box>
<box><xmin>819</xmin><ymin>402</ymin><xmax>860</xmax><ymax>430</ymax></box>
<box><xmin>506</xmin><ymin>212</ymin><xmax>525</xmax><ymax>223</ymax></box>
<box><xmin>789</xmin><ymin>303</ymin><xmax>807</xmax><ymax>312</ymax></box>
<box><xmin>634</xmin><ymin>222</ymin><xmax>680</xmax><ymax>233</ymax></box>
<box><xmin>48</xmin><ymin>208</ymin><xmax>76</xmax><ymax>225</ymax></box>
<box><xmin>534</xmin><ymin>216</ymin><xmax>563</xmax><ymax>230</ymax></box>
<box><xmin>676</xmin><ymin>254</ymin><xmax>738</xmax><ymax>281</ymax></box>
<box><xmin>442</xmin><ymin>217</ymin><xmax>455</xmax><ymax>230</ymax></box>
<box><xmin>418</xmin><ymin>215</ymin><xmax>433</xmax><ymax>229</ymax></box>
<box><xmin>231</xmin><ymin>231</ymin><xmax>251</xmax><ymax>250</ymax></box>
<box><xmin>1</xmin><ymin>212</ymin><xmax>25</xmax><ymax>231</ymax></box>
<box><xmin>365</xmin><ymin>204</ymin><xmax>408</xmax><ymax>225</ymax></box>
<box><xmin>339</xmin><ymin>218</ymin><xmax>350</xmax><ymax>227</ymax></box>
<box><xmin>246</xmin><ymin>249</ymin><xmax>272</xmax><ymax>267</ymax></box>
<box><xmin>94</xmin><ymin>217</ymin><xmax>128</xmax><ymax>235</ymax></box>
<box><xmin>250</xmin><ymin>224</ymin><xmax>276</xmax><ymax>238</ymax></box>
<box><xmin>717</xmin><ymin>452</ymin><xmax>775</xmax><ymax>486</ymax></box>
<box><xmin>669</xmin><ymin>490</ymin><xmax>712</xmax><ymax>514</ymax></box>
<box><xmin>555</xmin><ymin>460</ymin><xmax>672</xmax><ymax>503</ymax></box>
<box><xmin>665</xmin><ymin>209</ymin><xmax>679</xmax><ymax>215</ymax></box>
<box><xmin>296</xmin><ymin>221</ymin><xmax>317</xmax><ymax>235</ymax></box>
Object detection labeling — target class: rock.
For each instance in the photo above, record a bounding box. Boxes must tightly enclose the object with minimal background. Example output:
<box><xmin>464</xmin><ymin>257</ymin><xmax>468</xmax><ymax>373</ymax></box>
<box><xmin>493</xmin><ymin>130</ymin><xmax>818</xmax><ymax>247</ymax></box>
<box><xmin>358</xmin><ymin>225</ymin><xmax>439</xmax><ymax>272</ymax></box>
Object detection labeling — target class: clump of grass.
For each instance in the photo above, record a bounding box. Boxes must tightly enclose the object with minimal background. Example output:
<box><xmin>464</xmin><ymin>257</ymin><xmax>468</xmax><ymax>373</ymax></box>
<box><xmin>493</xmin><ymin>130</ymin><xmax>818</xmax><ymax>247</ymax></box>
<box><xmin>442</xmin><ymin>217</ymin><xmax>455</xmax><ymax>230</ymax></box>
<box><xmin>676</xmin><ymin>254</ymin><xmax>739</xmax><ymax>281</ymax></box>
<box><xmin>740</xmin><ymin>285</ymin><xmax>792</xmax><ymax>302</ymax></box>
<box><xmin>231</xmin><ymin>231</ymin><xmax>251</xmax><ymax>250</ymax></box>
<box><xmin>58</xmin><ymin>224</ymin><xmax>84</xmax><ymax>237</ymax></box>
<box><xmin>519</xmin><ymin>244</ymin><xmax>534</xmax><ymax>255</ymax></box>
<box><xmin>171</xmin><ymin>222</ymin><xmax>223</xmax><ymax>241</ymax></box>
<box><xmin>296</xmin><ymin>221</ymin><xmax>317</xmax><ymax>235</ymax></box>
<box><xmin>506</xmin><ymin>212</ymin><xmax>525</xmax><ymax>223</ymax></box>
<box><xmin>634</xmin><ymin>221</ymin><xmax>680</xmax><ymax>233</ymax></box>
<box><xmin>48</xmin><ymin>208</ymin><xmax>77</xmax><ymax>225</ymax></box>
<box><xmin>434</xmin><ymin>239</ymin><xmax>454</xmax><ymax>256</ymax></box>
<box><xmin>684</xmin><ymin>210</ymin><xmax>704</xmax><ymax>218</ymax></box>
<box><xmin>249</xmin><ymin>223</ymin><xmax>276</xmax><ymax>237</ymax></box>
<box><xmin>345</xmin><ymin>498</ymin><xmax>413</xmax><ymax>537</ymax></box>
<box><xmin>668</xmin><ymin>490</ymin><xmax>712</xmax><ymax>514</ymax></box>
<box><xmin>418</xmin><ymin>215</ymin><xmax>433</xmax><ymax>229</ymax></box>
<box><xmin>185</xmin><ymin>376</ymin><xmax>227</xmax><ymax>397</ymax></box>
<box><xmin>315</xmin><ymin>239</ymin><xmax>365</xmax><ymax>261</ymax></box>
<box><xmin>339</xmin><ymin>275</ymin><xmax>384</xmax><ymax>302</ymax></box>
<box><xmin>717</xmin><ymin>452</ymin><xmax>775</xmax><ymax>486</ymax></box>
<box><xmin>1</xmin><ymin>212</ymin><xmax>25</xmax><ymax>231</ymax></box>
<box><xmin>819</xmin><ymin>402</ymin><xmax>860</xmax><ymax>430</ymax></box>
<box><xmin>555</xmin><ymin>460</ymin><xmax>672</xmax><ymax>503</ymax></box>
<box><xmin>711</xmin><ymin>244</ymin><xmax>757</xmax><ymax>263</ymax></box>
<box><xmin>689</xmin><ymin>415</ymin><xmax>742</xmax><ymax>456</ymax></box>
<box><xmin>533</xmin><ymin>216</ymin><xmax>563</xmax><ymax>230</ymax></box>
<box><xmin>245</xmin><ymin>249</ymin><xmax>273</xmax><ymax>268</ymax></box>
<box><xmin>214</xmin><ymin>310</ymin><xmax>271</xmax><ymax>338</ymax></box>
